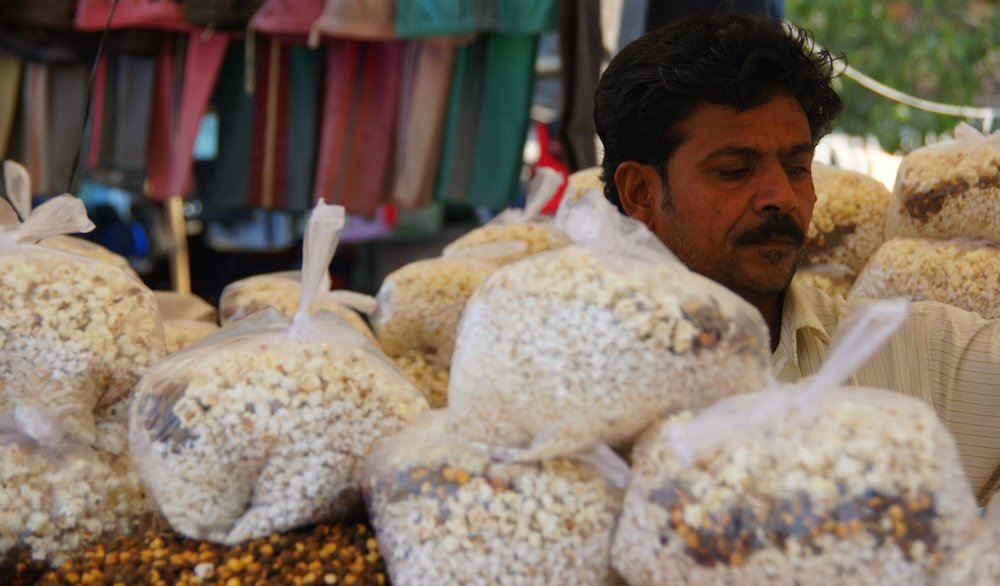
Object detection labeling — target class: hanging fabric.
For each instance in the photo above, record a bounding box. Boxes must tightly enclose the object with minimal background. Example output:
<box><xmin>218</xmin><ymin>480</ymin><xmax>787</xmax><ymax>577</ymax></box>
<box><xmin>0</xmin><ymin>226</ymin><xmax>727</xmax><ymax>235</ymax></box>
<box><xmin>203</xmin><ymin>41</ymin><xmax>254</xmax><ymax>212</ymax></box>
<box><xmin>312</xmin><ymin>39</ymin><xmax>403</xmax><ymax>216</ymax></box>
<box><xmin>312</xmin><ymin>0</ymin><xmax>397</xmax><ymax>41</ymax></box>
<box><xmin>0</xmin><ymin>53</ymin><xmax>22</xmax><ymax>161</ymax></box>
<box><xmin>182</xmin><ymin>0</ymin><xmax>265</xmax><ymax>30</ymax></box>
<box><xmin>75</xmin><ymin>0</ymin><xmax>193</xmax><ymax>31</ymax></box>
<box><xmin>250</xmin><ymin>0</ymin><xmax>325</xmax><ymax>37</ymax></box>
<box><xmin>556</xmin><ymin>0</ymin><xmax>601</xmax><ymax>171</ymax></box>
<box><xmin>145</xmin><ymin>32</ymin><xmax>230</xmax><ymax>201</ymax></box>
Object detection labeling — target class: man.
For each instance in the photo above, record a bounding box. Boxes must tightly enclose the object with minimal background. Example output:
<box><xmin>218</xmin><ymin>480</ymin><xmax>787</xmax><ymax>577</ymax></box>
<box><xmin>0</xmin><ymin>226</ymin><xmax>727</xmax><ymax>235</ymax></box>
<box><xmin>594</xmin><ymin>12</ymin><xmax>999</xmax><ymax>503</ymax></box>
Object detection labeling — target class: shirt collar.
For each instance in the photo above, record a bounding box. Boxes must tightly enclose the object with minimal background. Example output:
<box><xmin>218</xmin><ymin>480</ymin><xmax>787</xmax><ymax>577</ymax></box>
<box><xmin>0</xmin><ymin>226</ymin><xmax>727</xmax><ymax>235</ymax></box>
<box><xmin>771</xmin><ymin>280</ymin><xmax>833</xmax><ymax>379</ymax></box>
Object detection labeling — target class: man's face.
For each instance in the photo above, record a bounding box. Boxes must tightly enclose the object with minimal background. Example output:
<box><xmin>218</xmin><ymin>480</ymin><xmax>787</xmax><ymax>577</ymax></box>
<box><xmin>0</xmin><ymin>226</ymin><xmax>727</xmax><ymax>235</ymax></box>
<box><xmin>617</xmin><ymin>92</ymin><xmax>816</xmax><ymax>299</ymax></box>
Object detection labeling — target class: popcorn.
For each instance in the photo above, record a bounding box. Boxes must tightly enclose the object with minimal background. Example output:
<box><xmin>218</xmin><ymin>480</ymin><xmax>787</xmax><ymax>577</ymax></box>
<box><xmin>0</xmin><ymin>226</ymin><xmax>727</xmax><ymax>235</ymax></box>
<box><xmin>613</xmin><ymin>389</ymin><xmax>979</xmax><ymax>586</ymax></box>
<box><xmin>163</xmin><ymin>319</ymin><xmax>221</xmax><ymax>354</ymax></box>
<box><xmin>219</xmin><ymin>272</ymin><xmax>374</xmax><ymax>341</ymax></box>
<box><xmin>849</xmin><ymin>237</ymin><xmax>1000</xmax><ymax>318</ymax></box>
<box><xmin>363</xmin><ymin>411</ymin><xmax>623</xmax><ymax>585</ymax></box>
<box><xmin>805</xmin><ymin>162</ymin><xmax>890</xmax><ymax>273</ymax></box>
<box><xmin>935</xmin><ymin>498</ymin><xmax>1000</xmax><ymax>586</ymax></box>
<box><xmin>793</xmin><ymin>264</ymin><xmax>855</xmax><ymax>298</ymax></box>
<box><xmin>372</xmin><ymin>256</ymin><xmax>498</xmax><ymax>370</ymax></box>
<box><xmin>443</xmin><ymin>223</ymin><xmax>572</xmax><ymax>266</ymax></box>
<box><xmin>447</xmin><ymin>243</ymin><xmax>771</xmax><ymax>462</ymax></box>
<box><xmin>0</xmin><ymin>246</ymin><xmax>165</xmax><ymax>442</ymax></box>
<box><xmin>885</xmin><ymin>123</ymin><xmax>1000</xmax><ymax>242</ymax></box>
<box><xmin>39</xmin><ymin>235</ymin><xmax>140</xmax><ymax>281</ymax></box>
<box><xmin>129</xmin><ymin>315</ymin><xmax>429</xmax><ymax>544</ymax></box>
<box><xmin>0</xmin><ymin>409</ymin><xmax>153</xmax><ymax>566</ymax></box>
<box><xmin>392</xmin><ymin>351</ymin><xmax>449</xmax><ymax>408</ymax></box>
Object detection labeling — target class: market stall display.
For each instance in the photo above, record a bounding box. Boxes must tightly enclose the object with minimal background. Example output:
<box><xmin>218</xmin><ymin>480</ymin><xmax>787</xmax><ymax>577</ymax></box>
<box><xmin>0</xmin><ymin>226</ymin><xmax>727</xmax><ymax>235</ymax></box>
<box><xmin>129</xmin><ymin>203</ymin><xmax>429</xmax><ymax>544</ymax></box>
<box><xmin>612</xmin><ymin>301</ymin><xmax>980</xmax><ymax>586</ymax></box>
<box><xmin>364</xmin><ymin>410</ymin><xmax>623</xmax><ymax>585</ymax></box>
<box><xmin>849</xmin><ymin>237</ymin><xmax>1000</xmax><ymax>318</ymax></box>
<box><xmin>885</xmin><ymin>123</ymin><xmax>1000</xmax><ymax>242</ymax></box>
<box><xmin>805</xmin><ymin>161</ymin><xmax>890</xmax><ymax>274</ymax></box>
<box><xmin>448</xmin><ymin>191</ymin><xmax>771</xmax><ymax>463</ymax></box>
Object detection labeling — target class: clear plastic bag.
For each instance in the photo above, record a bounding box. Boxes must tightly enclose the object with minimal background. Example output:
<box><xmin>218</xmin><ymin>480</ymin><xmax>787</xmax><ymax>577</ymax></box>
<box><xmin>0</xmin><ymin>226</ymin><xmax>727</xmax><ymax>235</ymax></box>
<box><xmin>612</xmin><ymin>300</ymin><xmax>980</xmax><ymax>586</ymax></box>
<box><xmin>129</xmin><ymin>201</ymin><xmax>430</xmax><ymax>544</ymax></box>
<box><xmin>885</xmin><ymin>123</ymin><xmax>1000</xmax><ymax>242</ymax></box>
<box><xmin>447</xmin><ymin>190</ymin><xmax>772</xmax><ymax>463</ymax></box>
<box><xmin>154</xmin><ymin>290</ymin><xmax>218</xmax><ymax>323</ymax></box>
<box><xmin>363</xmin><ymin>410</ymin><xmax>624</xmax><ymax>586</ymax></box>
<box><xmin>0</xmin><ymin>407</ymin><xmax>153</xmax><ymax>566</ymax></box>
<box><xmin>390</xmin><ymin>351</ymin><xmax>450</xmax><ymax>409</ymax></box>
<box><xmin>849</xmin><ymin>237</ymin><xmax>1000</xmax><ymax>318</ymax></box>
<box><xmin>219</xmin><ymin>270</ymin><xmax>376</xmax><ymax>341</ymax></box>
<box><xmin>0</xmin><ymin>196</ymin><xmax>165</xmax><ymax>443</ymax></box>
<box><xmin>793</xmin><ymin>263</ymin><xmax>856</xmax><ymax>298</ymax></box>
<box><xmin>935</xmin><ymin>495</ymin><xmax>1000</xmax><ymax>585</ymax></box>
<box><xmin>443</xmin><ymin>168</ymin><xmax>572</xmax><ymax>265</ymax></box>
<box><xmin>371</xmin><ymin>255</ymin><xmax>498</xmax><ymax>370</ymax></box>
<box><xmin>164</xmin><ymin>319</ymin><xmax>221</xmax><ymax>354</ymax></box>
<box><xmin>805</xmin><ymin>162</ymin><xmax>890</xmax><ymax>273</ymax></box>
<box><xmin>555</xmin><ymin>166</ymin><xmax>603</xmax><ymax>217</ymax></box>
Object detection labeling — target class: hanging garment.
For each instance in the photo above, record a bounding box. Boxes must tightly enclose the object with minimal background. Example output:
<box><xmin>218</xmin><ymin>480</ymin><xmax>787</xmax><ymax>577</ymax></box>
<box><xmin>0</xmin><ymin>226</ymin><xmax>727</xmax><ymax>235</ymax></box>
<box><xmin>434</xmin><ymin>0</ymin><xmax>555</xmax><ymax>210</ymax></box>
<box><xmin>76</xmin><ymin>0</ymin><xmax>193</xmax><ymax>31</ymax></box>
<box><xmin>8</xmin><ymin>63</ymin><xmax>50</xmax><ymax>193</ymax></box>
<box><xmin>250</xmin><ymin>0</ymin><xmax>324</xmax><ymax>37</ymax></box>
<box><xmin>556</xmin><ymin>0</ymin><xmax>601</xmax><ymax>171</ymax></box>
<box><xmin>312</xmin><ymin>39</ymin><xmax>403</xmax><ymax>216</ymax></box>
<box><xmin>203</xmin><ymin>41</ymin><xmax>254</xmax><ymax>211</ymax></box>
<box><xmin>146</xmin><ymin>32</ymin><xmax>230</xmax><ymax>201</ymax></box>
<box><xmin>312</xmin><ymin>0</ymin><xmax>396</xmax><ymax>41</ymax></box>
<box><xmin>246</xmin><ymin>38</ymin><xmax>324</xmax><ymax>212</ymax></box>
<box><xmin>394</xmin><ymin>0</ymin><xmax>495</xmax><ymax>37</ymax></box>
<box><xmin>0</xmin><ymin>53</ymin><xmax>22</xmax><ymax>161</ymax></box>
<box><xmin>47</xmin><ymin>63</ymin><xmax>90</xmax><ymax>194</ymax></box>
<box><xmin>390</xmin><ymin>38</ymin><xmax>457</xmax><ymax>209</ymax></box>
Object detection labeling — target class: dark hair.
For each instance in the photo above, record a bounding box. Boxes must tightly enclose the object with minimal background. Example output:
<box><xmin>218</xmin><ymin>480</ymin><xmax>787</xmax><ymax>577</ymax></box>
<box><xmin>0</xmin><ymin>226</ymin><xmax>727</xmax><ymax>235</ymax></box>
<box><xmin>594</xmin><ymin>13</ymin><xmax>844</xmax><ymax>211</ymax></box>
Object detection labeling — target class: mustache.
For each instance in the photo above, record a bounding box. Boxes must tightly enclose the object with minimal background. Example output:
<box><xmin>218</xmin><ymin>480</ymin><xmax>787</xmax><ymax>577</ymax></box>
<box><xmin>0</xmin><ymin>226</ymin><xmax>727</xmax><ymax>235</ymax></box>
<box><xmin>734</xmin><ymin>215</ymin><xmax>806</xmax><ymax>246</ymax></box>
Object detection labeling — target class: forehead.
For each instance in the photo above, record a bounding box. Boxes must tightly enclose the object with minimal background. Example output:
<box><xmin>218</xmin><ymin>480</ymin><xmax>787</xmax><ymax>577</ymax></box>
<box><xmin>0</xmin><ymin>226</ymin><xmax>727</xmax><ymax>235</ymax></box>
<box><xmin>674</xmin><ymin>93</ymin><xmax>814</xmax><ymax>160</ymax></box>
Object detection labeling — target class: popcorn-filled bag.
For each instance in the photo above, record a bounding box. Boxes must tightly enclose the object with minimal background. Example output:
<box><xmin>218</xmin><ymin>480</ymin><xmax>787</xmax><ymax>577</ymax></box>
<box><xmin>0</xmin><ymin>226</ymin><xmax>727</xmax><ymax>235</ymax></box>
<box><xmin>371</xmin><ymin>253</ymin><xmax>500</xmax><ymax>404</ymax></box>
<box><xmin>163</xmin><ymin>319</ymin><xmax>221</xmax><ymax>354</ymax></box>
<box><xmin>612</xmin><ymin>300</ymin><xmax>980</xmax><ymax>586</ymax></box>
<box><xmin>935</xmin><ymin>496</ymin><xmax>1000</xmax><ymax>585</ymax></box>
<box><xmin>363</xmin><ymin>410</ymin><xmax>625</xmax><ymax>586</ymax></box>
<box><xmin>446</xmin><ymin>190</ymin><xmax>772</xmax><ymax>463</ymax></box>
<box><xmin>219</xmin><ymin>270</ymin><xmax>376</xmax><ymax>341</ymax></box>
<box><xmin>849</xmin><ymin>237</ymin><xmax>1000</xmax><ymax>319</ymax></box>
<box><xmin>805</xmin><ymin>162</ymin><xmax>890</xmax><ymax>273</ymax></box>
<box><xmin>0</xmin><ymin>195</ymin><xmax>165</xmax><ymax>443</ymax></box>
<box><xmin>443</xmin><ymin>167</ymin><xmax>572</xmax><ymax>265</ymax></box>
<box><xmin>0</xmin><ymin>407</ymin><xmax>154</xmax><ymax>566</ymax></box>
<box><xmin>129</xmin><ymin>201</ymin><xmax>430</xmax><ymax>544</ymax></box>
<box><xmin>793</xmin><ymin>262</ymin><xmax>856</xmax><ymax>298</ymax></box>
<box><xmin>885</xmin><ymin>123</ymin><xmax>1000</xmax><ymax>242</ymax></box>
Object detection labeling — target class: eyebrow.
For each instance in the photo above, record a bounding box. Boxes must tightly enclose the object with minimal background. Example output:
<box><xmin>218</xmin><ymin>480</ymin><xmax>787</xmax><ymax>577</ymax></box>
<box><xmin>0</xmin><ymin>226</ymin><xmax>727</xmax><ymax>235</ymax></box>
<box><xmin>702</xmin><ymin>142</ymin><xmax>815</xmax><ymax>161</ymax></box>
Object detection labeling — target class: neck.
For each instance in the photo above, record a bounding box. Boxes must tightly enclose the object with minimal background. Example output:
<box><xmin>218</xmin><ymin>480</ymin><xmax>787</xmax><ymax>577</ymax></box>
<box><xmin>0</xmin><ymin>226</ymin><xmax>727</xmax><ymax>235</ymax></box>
<box><xmin>743</xmin><ymin>291</ymin><xmax>785</xmax><ymax>352</ymax></box>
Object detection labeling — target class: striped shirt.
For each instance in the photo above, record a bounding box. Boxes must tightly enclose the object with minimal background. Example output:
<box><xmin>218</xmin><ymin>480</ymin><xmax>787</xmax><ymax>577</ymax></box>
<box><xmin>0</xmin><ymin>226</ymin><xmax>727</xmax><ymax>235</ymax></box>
<box><xmin>772</xmin><ymin>281</ymin><xmax>1000</xmax><ymax>504</ymax></box>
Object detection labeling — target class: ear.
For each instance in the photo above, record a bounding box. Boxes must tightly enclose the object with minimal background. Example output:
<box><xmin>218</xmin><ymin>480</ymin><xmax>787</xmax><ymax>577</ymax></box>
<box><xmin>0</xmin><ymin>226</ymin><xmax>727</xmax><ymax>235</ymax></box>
<box><xmin>614</xmin><ymin>161</ymin><xmax>662</xmax><ymax>227</ymax></box>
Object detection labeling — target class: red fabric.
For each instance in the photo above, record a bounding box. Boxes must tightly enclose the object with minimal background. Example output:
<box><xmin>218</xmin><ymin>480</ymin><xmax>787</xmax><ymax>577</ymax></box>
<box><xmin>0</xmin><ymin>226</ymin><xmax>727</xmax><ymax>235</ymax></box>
<box><xmin>75</xmin><ymin>0</ymin><xmax>193</xmax><ymax>31</ymax></box>
<box><xmin>312</xmin><ymin>39</ymin><xmax>402</xmax><ymax>216</ymax></box>
<box><xmin>146</xmin><ymin>32</ymin><xmax>229</xmax><ymax>200</ymax></box>
<box><xmin>86</xmin><ymin>55</ymin><xmax>108</xmax><ymax>170</ymax></box>
<box><xmin>250</xmin><ymin>0</ymin><xmax>325</xmax><ymax>36</ymax></box>
<box><xmin>532</xmin><ymin>121</ymin><xmax>569</xmax><ymax>215</ymax></box>
<box><xmin>247</xmin><ymin>38</ymin><xmax>291</xmax><ymax>209</ymax></box>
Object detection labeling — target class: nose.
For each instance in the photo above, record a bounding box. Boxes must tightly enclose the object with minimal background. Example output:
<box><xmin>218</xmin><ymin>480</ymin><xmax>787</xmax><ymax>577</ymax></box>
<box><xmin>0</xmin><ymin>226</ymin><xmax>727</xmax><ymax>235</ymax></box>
<box><xmin>751</xmin><ymin>161</ymin><xmax>800</xmax><ymax>215</ymax></box>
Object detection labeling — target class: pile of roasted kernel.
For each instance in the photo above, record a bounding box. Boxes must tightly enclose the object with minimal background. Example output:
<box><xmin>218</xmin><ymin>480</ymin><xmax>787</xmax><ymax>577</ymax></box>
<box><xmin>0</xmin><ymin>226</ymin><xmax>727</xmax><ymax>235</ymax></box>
<box><xmin>17</xmin><ymin>522</ymin><xmax>387</xmax><ymax>585</ymax></box>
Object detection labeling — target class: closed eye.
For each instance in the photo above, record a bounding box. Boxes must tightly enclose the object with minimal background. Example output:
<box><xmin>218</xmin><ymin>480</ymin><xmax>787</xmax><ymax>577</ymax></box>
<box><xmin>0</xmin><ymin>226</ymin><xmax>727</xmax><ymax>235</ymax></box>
<box><xmin>718</xmin><ymin>167</ymin><xmax>751</xmax><ymax>180</ymax></box>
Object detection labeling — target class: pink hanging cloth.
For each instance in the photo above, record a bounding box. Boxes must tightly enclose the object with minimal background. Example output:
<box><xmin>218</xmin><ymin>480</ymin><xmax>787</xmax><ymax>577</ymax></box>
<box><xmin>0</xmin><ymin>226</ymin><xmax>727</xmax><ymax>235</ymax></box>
<box><xmin>75</xmin><ymin>0</ymin><xmax>194</xmax><ymax>31</ymax></box>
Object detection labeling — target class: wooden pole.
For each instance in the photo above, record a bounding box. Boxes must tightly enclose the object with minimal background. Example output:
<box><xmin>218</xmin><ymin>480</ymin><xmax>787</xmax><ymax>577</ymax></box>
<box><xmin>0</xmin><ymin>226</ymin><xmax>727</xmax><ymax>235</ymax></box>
<box><xmin>167</xmin><ymin>195</ymin><xmax>191</xmax><ymax>294</ymax></box>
